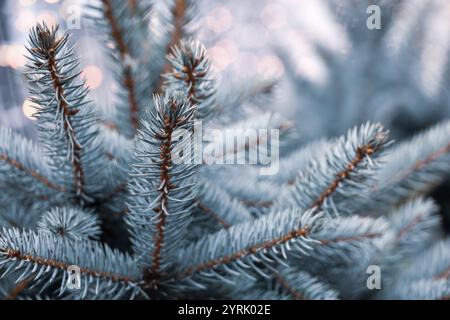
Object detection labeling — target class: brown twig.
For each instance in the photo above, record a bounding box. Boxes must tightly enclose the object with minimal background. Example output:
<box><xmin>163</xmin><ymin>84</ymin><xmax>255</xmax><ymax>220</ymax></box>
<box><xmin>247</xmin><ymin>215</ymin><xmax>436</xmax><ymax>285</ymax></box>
<box><xmin>171</xmin><ymin>53</ymin><xmax>206</xmax><ymax>103</ymax></box>
<box><xmin>4</xmin><ymin>278</ymin><xmax>32</xmax><ymax>300</ymax></box>
<box><xmin>434</xmin><ymin>265</ymin><xmax>450</xmax><ymax>280</ymax></box>
<box><xmin>273</xmin><ymin>272</ymin><xmax>304</xmax><ymax>300</ymax></box>
<box><xmin>241</xmin><ymin>199</ymin><xmax>273</xmax><ymax>208</ymax></box>
<box><xmin>101</xmin><ymin>0</ymin><xmax>139</xmax><ymax>134</ymax></box>
<box><xmin>179</xmin><ymin>230</ymin><xmax>383</xmax><ymax>279</ymax></box>
<box><xmin>310</xmin><ymin>144</ymin><xmax>378</xmax><ymax>209</ymax></box>
<box><xmin>411</xmin><ymin>143</ymin><xmax>450</xmax><ymax>174</ymax></box>
<box><xmin>127</xmin><ymin>0</ymin><xmax>138</xmax><ymax>15</ymax></box>
<box><xmin>149</xmin><ymin>111</ymin><xmax>177</xmax><ymax>276</ymax></box>
<box><xmin>373</xmin><ymin>142</ymin><xmax>450</xmax><ymax>192</ymax></box>
<box><xmin>395</xmin><ymin>213</ymin><xmax>426</xmax><ymax>241</ymax></box>
<box><xmin>319</xmin><ymin>232</ymin><xmax>382</xmax><ymax>245</ymax></box>
<box><xmin>273</xmin><ymin>273</ymin><xmax>304</xmax><ymax>300</ymax></box>
<box><xmin>197</xmin><ymin>202</ymin><xmax>230</xmax><ymax>229</ymax></box>
<box><xmin>33</xmin><ymin>28</ymin><xmax>85</xmax><ymax>203</ymax></box>
<box><xmin>155</xmin><ymin>0</ymin><xmax>187</xmax><ymax>93</ymax></box>
<box><xmin>179</xmin><ymin>227</ymin><xmax>310</xmax><ymax>277</ymax></box>
<box><xmin>0</xmin><ymin>154</ymin><xmax>65</xmax><ymax>192</ymax></box>
<box><xmin>2</xmin><ymin>248</ymin><xmax>136</xmax><ymax>284</ymax></box>
<box><xmin>259</xmin><ymin>132</ymin><xmax>384</xmax><ymax>291</ymax></box>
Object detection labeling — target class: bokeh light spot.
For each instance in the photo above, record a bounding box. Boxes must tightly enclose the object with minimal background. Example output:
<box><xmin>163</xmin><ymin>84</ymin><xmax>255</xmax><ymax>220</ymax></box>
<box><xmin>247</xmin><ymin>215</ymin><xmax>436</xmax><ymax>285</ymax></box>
<box><xmin>22</xmin><ymin>99</ymin><xmax>38</xmax><ymax>120</ymax></box>
<box><xmin>206</xmin><ymin>7</ymin><xmax>233</xmax><ymax>33</ymax></box>
<box><xmin>19</xmin><ymin>0</ymin><xmax>36</xmax><ymax>7</ymax></box>
<box><xmin>257</xmin><ymin>54</ymin><xmax>285</xmax><ymax>78</ymax></box>
<box><xmin>82</xmin><ymin>65</ymin><xmax>104</xmax><ymax>90</ymax></box>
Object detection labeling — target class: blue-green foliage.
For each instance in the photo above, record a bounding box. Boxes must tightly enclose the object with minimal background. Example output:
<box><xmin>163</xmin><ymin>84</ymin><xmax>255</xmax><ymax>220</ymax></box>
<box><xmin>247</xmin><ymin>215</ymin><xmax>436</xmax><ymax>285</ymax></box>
<box><xmin>0</xmin><ymin>0</ymin><xmax>450</xmax><ymax>300</ymax></box>
<box><xmin>126</xmin><ymin>93</ymin><xmax>197</xmax><ymax>273</ymax></box>
<box><xmin>164</xmin><ymin>40</ymin><xmax>216</xmax><ymax>120</ymax></box>
<box><xmin>24</xmin><ymin>24</ymin><xmax>105</xmax><ymax>205</ymax></box>
<box><xmin>37</xmin><ymin>207</ymin><xmax>101</xmax><ymax>241</ymax></box>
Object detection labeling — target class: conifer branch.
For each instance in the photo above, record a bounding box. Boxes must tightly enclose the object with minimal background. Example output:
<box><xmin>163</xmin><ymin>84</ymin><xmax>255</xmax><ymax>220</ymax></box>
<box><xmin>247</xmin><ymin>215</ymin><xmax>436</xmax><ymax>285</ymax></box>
<box><xmin>176</xmin><ymin>208</ymin><xmax>319</xmax><ymax>279</ymax></box>
<box><xmin>179</xmin><ymin>225</ymin><xmax>312</xmax><ymax>278</ymax></box>
<box><xmin>364</xmin><ymin>120</ymin><xmax>450</xmax><ymax>211</ymax></box>
<box><xmin>155</xmin><ymin>0</ymin><xmax>195</xmax><ymax>93</ymax></box>
<box><xmin>279</xmin><ymin>123</ymin><xmax>389</xmax><ymax>216</ymax></box>
<box><xmin>197</xmin><ymin>202</ymin><xmax>231</xmax><ymax>229</ymax></box>
<box><xmin>25</xmin><ymin>24</ymin><xmax>102</xmax><ymax>205</ymax></box>
<box><xmin>273</xmin><ymin>270</ymin><xmax>338</xmax><ymax>300</ymax></box>
<box><xmin>32</xmin><ymin>26</ymin><xmax>84</xmax><ymax>203</ymax></box>
<box><xmin>215</xmin><ymin>78</ymin><xmax>277</xmax><ymax>122</ymax></box>
<box><xmin>385</xmin><ymin>240</ymin><xmax>450</xmax><ymax>299</ymax></box>
<box><xmin>0</xmin><ymin>204</ymin><xmax>39</xmax><ymax>230</ymax></box>
<box><xmin>0</xmin><ymin>154</ymin><xmax>63</xmax><ymax>192</ymax></box>
<box><xmin>168</xmin><ymin>0</ymin><xmax>188</xmax><ymax>52</ymax></box>
<box><xmin>1</xmin><ymin>5</ymin><xmax>449</xmax><ymax>300</ymax></box>
<box><xmin>126</xmin><ymin>93</ymin><xmax>197</xmax><ymax>278</ymax></box>
<box><xmin>273</xmin><ymin>272</ymin><xmax>304</xmax><ymax>300</ymax></box>
<box><xmin>1</xmin><ymin>249</ymin><xmax>130</xmax><ymax>282</ymax></box>
<box><xmin>0</xmin><ymin>128</ymin><xmax>65</xmax><ymax>194</ymax></box>
<box><xmin>396</xmin><ymin>239</ymin><xmax>450</xmax><ymax>284</ymax></box>
<box><xmin>195</xmin><ymin>180</ymin><xmax>252</xmax><ymax>229</ymax></box>
<box><xmin>176</xmin><ymin>212</ymin><xmax>388</xmax><ymax>283</ymax></box>
<box><xmin>380</xmin><ymin>143</ymin><xmax>450</xmax><ymax>191</ymax></box>
<box><xmin>164</xmin><ymin>40</ymin><xmax>216</xmax><ymax>119</ymax></box>
<box><xmin>100</xmin><ymin>0</ymin><xmax>140</xmax><ymax>134</ymax></box>
<box><xmin>37</xmin><ymin>207</ymin><xmax>101</xmax><ymax>241</ymax></box>
<box><xmin>0</xmin><ymin>228</ymin><xmax>142</xmax><ymax>299</ymax></box>
<box><xmin>312</xmin><ymin>144</ymin><xmax>378</xmax><ymax>209</ymax></box>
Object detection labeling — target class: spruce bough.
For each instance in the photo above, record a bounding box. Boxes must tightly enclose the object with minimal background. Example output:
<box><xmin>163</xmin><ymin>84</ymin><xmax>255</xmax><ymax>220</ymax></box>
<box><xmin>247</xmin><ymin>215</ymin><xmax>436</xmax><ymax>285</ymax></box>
<box><xmin>0</xmin><ymin>0</ymin><xmax>450</xmax><ymax>300</ymax></box>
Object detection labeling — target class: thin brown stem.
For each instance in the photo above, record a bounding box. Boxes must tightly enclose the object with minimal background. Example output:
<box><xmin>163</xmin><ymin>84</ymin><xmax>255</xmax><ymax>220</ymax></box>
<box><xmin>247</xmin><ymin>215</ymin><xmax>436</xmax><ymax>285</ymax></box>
<box><xmin>2</xmin><ymin>248</ymin><xmax>136</xmax><ymax>284</ymax></box>
<box><xmin>197</xmin><ymin>202</ymin><xmax>230</xmax><ymax>229</ymax></box>
<box><xmin>0</xmin><ymin>154</ymin><xmax>65</xmax><ymax>192</ymax></box>
<box><xmin>241</xmin><ymin>200</ymin><xmax>273</xmax><ymax>208</ymax></box>
<box><xmin>179</xmin><ymin>227</ymin><xmax>310</xmax><ymax>278</ymax></box>
<box><xmin>127</xmin><ymin>0</ymin><xmax>138</xmax><ymax>15</ymax></box>
<box><xmin>373</xmin><ymin>142</ymin><xmax>450</xmax><ymax>192</ymax></box>
<box><xmin>395</xmin><ymin>213</ymin><xmax>425</xmax><ymax>241</ymax></box>
<box><xmin>33</xmin><ymin>29</ymin><xmax>85</xmax><ymax>203</ymax></box>
<box><xmin>155</xmin><ymin>0</ymin><xmax>187</xmax><ymax>93</ymax></box>
<box><xmin>150</xmin><ymin>113</ymin><xmax>177</xmax><ymax>276</ymax></box>
<box><xmin>101</xmin><ymin>0</ymin><xmax>139</xmax><ymax>133</ymax></box>
<box><xmin>179</xmin><ymin>230</ymin><xmax>382</xmax><ymax>279</ymax></box>
<box><xmin>435</xmin><ymin>266</ymin><xmax>450</xmax><ymax>280</ymax></box>
<box><xmin>319</xmin><ymin>232</ymin><xmax>382</xmax><ymax>245</ymax></box>
<box><xmin>4</xmin><ymin>278</ymin><xmax>32</xmax><ymax>300</ymax></box>
<box><xmin>310</xmin><ymin>144</ymin><xmax>377</xmax><ymax>209</ymax></box>
<box><xmin>172</xmin><ymin>57</ymin><xmax>203</xmax><ymax>102</ymax></box>
<box><xmin>273</xmin><ymin>272</ymin><xmax>304</xmax><ymax>300</ymax></box>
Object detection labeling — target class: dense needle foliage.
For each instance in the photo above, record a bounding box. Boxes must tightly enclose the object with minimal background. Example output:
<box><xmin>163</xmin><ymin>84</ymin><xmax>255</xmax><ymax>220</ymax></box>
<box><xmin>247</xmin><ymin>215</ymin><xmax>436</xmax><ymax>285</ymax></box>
<box><xmin>0</xmin><ymin>0</ymin><xmax>449</xmax><ymax>300</ymax></box>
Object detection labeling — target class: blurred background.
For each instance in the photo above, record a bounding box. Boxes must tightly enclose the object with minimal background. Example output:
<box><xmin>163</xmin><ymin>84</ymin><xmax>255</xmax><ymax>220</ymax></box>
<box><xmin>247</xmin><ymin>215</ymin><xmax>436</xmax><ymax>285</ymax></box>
<box><xmin>1</xmin><ymin>0</ymin><xmax>450</xmax><ymax>140</ymax></box>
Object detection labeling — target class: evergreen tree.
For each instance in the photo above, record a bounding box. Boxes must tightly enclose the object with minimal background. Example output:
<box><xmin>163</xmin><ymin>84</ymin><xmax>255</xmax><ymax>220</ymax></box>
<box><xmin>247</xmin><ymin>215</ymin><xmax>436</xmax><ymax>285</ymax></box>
<box><xmin>0</xmin><ymin>0</ymin><xmax>449</xmax><ymax>300</ymax></box>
